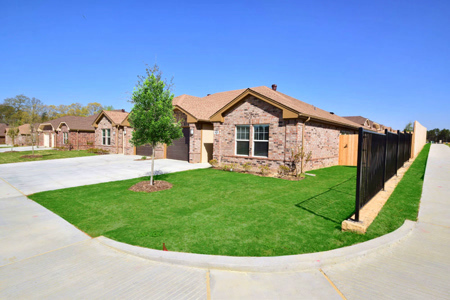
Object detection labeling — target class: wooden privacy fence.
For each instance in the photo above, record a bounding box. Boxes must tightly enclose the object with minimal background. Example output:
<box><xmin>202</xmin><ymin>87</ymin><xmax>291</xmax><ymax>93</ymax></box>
<box><xmin>339</xmin><ymin>134</ymin><xmax>358</xmax><ymax>166</ymax></box>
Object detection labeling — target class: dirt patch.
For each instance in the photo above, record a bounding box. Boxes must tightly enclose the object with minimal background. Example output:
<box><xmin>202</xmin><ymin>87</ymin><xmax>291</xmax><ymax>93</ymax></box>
<box><xmin>129</xmin><ymin>180</ymin><xmax>173</xmax><ymax>193</ymax></box>
<box><xmin>20</xmin><ymin>155</ymin><xmax>43</xmax><ymax>159</ymax></box>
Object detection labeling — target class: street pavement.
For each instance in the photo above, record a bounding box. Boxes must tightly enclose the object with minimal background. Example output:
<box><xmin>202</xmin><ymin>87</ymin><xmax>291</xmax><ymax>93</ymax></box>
<box><xmin>0</xmin><ymin>145</ymin><xmax>449</xmax><ymax>299</ymax></box>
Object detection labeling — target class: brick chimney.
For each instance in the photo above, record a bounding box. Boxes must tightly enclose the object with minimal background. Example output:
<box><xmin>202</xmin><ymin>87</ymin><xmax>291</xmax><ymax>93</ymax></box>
<box><xmin>271</xmin><ymin>84</ymin><xmax>277</xmax><ymax>91</ymax></box>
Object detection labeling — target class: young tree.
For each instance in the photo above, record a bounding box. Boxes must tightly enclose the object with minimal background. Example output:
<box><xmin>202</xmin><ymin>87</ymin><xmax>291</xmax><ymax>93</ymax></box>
<box><xmin>26</xmin><ymin>97</ymin><xmax>44</xmax><ymax>155</ymax></box>
<box><xmin>7</xmin><ymin>127</ymin><xmax>19</xmax><ymax>151</ymax></box>
<box><xmin>129</xmin><ymin>68</ymin><xmax>182</xmax><ymax>185</ymax></box>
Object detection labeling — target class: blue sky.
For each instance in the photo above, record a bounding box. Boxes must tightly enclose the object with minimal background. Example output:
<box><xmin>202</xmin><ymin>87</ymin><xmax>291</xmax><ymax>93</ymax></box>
<box><xmin>1</xmin><ymin>0</ymin><xmax>449</xmax><ymax>130</ymax></box>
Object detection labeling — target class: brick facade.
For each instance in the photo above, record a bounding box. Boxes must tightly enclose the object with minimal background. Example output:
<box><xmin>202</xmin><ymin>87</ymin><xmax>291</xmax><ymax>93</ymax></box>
<box><xmin>212</xmin><ymin>95</ymin><xmax>355</xmax><ymax>172</ymax></box>
<box><xmin>56</xmin><ymin>124</ymin><xmax>95</xmax><ymax>150</ymax></box>
<box><xmin>94</xmin><ymin>114</ymin><xmax>165</xmax><ymax>157</ymax></box>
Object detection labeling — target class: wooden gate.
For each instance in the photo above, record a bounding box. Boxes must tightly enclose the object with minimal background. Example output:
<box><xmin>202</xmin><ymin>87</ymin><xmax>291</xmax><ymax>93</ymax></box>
<box><xmin>339</xmin><ymin>134</ymin><xmax>358</xmax><ymax>166</ymax></box>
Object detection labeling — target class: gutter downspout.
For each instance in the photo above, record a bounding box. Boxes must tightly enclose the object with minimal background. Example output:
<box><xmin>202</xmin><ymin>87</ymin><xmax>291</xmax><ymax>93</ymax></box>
<box><xmin>77</xmin><ymin>130</ymin><xmax>79</xmax><ymax>150</ymax></box>
<box><xmin>123</xmin><ymin>128</ymin><xmax>125</xmax><ymax>154</ymax></box>
<box><xmin>301</xmin><ymin>116</ymin><xmax>311</xmax><ymax>174</ymax></box>
<box><xmin>115</xmin><ymin>125</ymin><xmax>119</xmax><ymax>154</ymax></box>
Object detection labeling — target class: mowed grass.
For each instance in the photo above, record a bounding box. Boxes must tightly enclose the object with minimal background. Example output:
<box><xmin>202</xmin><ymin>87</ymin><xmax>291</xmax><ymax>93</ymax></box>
<box><xmin>0</xmin><ymin>150</ymin><xmax>96</xmax><ymax>164</ymax></box>
<box><xmin>29</xmin><ymin>144</ymin><xmax>430</xmax><ymax>256</ymax></box>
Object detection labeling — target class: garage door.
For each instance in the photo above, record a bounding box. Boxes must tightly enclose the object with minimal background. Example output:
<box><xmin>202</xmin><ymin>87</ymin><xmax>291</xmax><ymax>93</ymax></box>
<box><xmin>136</xmin><ymin>144</ymin><xmax>153</xmax><ymax>156</ymax></box>
<box><xmin>166</xmin><ymin>127</ymin><xmax>190</xmax><ymax>161</ymax></box>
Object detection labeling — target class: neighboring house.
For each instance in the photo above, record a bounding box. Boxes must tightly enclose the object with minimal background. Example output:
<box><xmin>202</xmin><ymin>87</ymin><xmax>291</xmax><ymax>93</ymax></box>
<box><xmin>343</xmin><ymin>116</ymin><xmax>395</xmax><ymax>133</ymax></box>
<box><xmin>38</xmin><ymin>115</ymin><xmax>97</xmax><ymax>149</ymax></box>
<box><xmin>92</xmin><ymin>110</ymin><xmax>141</xmax><ymax>155</ymax></box>
<box><xmin>5</xmin><ymin>124</ymin><xmax>38</xmax><ymax>146</ymax></box>
<box><xmin>0</xmin><ymin>123</ymin><xmax>7</xmax><ymax>144</ymax></box>
<box><xmin>172</xmin><ymin>85</ymin><xmax>361</xmax><ymax>171</ymax></box>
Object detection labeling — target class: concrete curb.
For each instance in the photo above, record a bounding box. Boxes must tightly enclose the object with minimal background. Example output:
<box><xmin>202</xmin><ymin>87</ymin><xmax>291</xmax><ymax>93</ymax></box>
<box><xmin>96</xmin><ymin>220</ymin><xmax>416</xmax><ymax>273</ymax></box>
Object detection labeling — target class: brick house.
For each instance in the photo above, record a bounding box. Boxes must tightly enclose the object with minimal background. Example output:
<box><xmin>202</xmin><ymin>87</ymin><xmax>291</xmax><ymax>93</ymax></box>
<box><xmin>171</xmin><ymin>85</ymin><xmax>362</xmax><ymax>171</ymax></box>
<box><xmin>96</xmin><ymin>85</ymin><xmax>363</xmax><ymax>173</ymax></box>
<box><xmin>37</xmin><ymin>115</ymin><xmax>97</xmax><ymax>149</ymax></box>
<box><xmin>5</xmin><ymin>124</ymin><xmax>39</xmax><ymax>146</ymax></box>
<box><xmin>343</xmin><ymin>116</ymin><xmax>396</xmax><ymax>133</ymax></box>
<box><xmin>92</xmin><ymin>110</ymin><xmax>140</xmax><ymax>155</ymax></box>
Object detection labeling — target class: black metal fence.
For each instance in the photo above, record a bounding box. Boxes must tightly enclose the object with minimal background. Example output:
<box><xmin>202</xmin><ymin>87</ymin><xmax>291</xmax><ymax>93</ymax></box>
<box><xmin>354</xmin><ymin>128</ymin><xmax>412</xmax><ymax>221</ymax></box>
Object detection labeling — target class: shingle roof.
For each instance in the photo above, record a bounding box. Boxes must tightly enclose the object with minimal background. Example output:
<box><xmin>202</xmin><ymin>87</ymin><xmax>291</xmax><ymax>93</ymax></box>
<box><xmin>40</xmin><ymin>115</ymin><xmax>98</xmax><ymax>131</ymax></box>
<box><xmin>343</xmin><ymin>116</ymin><xmax>370</xmax><ymax>127</ymax></box>
<box><xmin>56</xmin><ymin>114</ymin><xmax>98</xmax><ymax>131</ymax></box>
<box><xmin>103</xmin><ymin>110</ymin><xmax>129</xmax><ymax>125</ymax></box>
<box><xmin>173</xmin><ymin>86</ymin><xmax>362</xmax><ymax>128</ymax></box>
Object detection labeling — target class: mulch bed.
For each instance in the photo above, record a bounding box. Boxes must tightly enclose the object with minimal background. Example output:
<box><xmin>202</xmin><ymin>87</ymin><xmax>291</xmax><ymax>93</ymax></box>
<box><xmin>211</xmin><ymin>167</ymin><xmax>304</xmax><ymax>181</ymax></box>
<box><xmin>128</xmin><ymin>180</ymin><xmax>173</xmax><ymax>193</ymax></box>
<box><xmin>20</xmin><ymin>155</ymin><xmax>43</xmax><ymax>159</ymax></box>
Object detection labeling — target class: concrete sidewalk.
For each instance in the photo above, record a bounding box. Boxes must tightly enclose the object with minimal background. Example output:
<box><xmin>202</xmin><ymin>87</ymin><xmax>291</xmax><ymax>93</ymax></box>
<box><xmin>0</xmin><ymin>146</ymin><xmax>53</xmax><ymax>153</ymax></box>
<box><xmin>0</xmin><ymin>145</ymin><xmax>448</xmax><ymax>299</ymax></box>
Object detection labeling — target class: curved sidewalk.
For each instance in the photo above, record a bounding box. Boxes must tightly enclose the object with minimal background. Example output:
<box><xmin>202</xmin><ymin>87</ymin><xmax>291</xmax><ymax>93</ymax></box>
<box><xmin>0</xmin><ymin>145</ymin><xmax>449</xmax><ymax>299</ymax></box>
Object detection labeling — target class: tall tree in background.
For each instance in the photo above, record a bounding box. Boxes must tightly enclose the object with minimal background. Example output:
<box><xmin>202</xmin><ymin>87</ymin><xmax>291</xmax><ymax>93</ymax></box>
<box><xmin>129</xmin><ymin>66</ymin><xmax>182</xmax><ymax>185</ymax></box>
<box><xmin>404</xmin><ymin>122</ymin><xmax>413</xmax><ymax>132</ymax></box>
<box><xmin>3</xmin><ymin>95</ymin><xmax>30</xmax><ymax>124</ymax></box>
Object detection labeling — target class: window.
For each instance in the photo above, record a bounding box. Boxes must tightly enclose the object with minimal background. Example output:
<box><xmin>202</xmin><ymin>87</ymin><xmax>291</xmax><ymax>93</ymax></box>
<box><xmin>102</xmin><ymin>129</ymin><xmax>111</xmax><ymax>145</ymax></box>
<box><xmin>253</xmin><ymin>125</ymin><xmax>269</xmax><ymax>157</ymax></box>
<box><xmin>236</xmin><ymin>125</ymin><xmax>249</xmax><ymax>156</ymax></box>
<box><xmin>63</xmin><ymin>132</ymin><xmax>68</xmax><ymax>144</ymax></box>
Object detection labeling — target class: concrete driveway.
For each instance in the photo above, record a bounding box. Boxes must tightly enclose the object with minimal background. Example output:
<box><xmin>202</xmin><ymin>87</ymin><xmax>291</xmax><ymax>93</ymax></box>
<box><xmin>0</xmin><ymin>146</ymin><xmax>53</xmax><ymax>153</ymax></box>
<box><xmin>0</xmin><ymin>155</ymin><xmax>210</xmax><ymax>195</ymax></box>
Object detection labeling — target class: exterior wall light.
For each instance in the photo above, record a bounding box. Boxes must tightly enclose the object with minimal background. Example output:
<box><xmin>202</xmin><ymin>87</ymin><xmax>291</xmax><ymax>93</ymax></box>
<box><xmin>190</xmin><ymin>128</ymin><xmax>194</xmax><ymax>136</ymax></box>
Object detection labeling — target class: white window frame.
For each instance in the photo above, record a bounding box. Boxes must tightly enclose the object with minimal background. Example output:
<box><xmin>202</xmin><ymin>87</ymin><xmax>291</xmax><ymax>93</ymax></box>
<box><xmin>63</xmin><ymin>132</ymin><xmax>69</xmax><ymax>144</ymax></box>
<box><xmin>102</xmin><ymin>129</ymin><xmax>111</xmax><ymax>146</ymax></box>
<box><xmin>252</xmin><ymin>124</ymin><xmax>269</xmax><ymax>157</ymax></box>
<box><xmin>235</xmin><ymin>125</ymin><xmax>250</xmax><ymax>156</ymax></box>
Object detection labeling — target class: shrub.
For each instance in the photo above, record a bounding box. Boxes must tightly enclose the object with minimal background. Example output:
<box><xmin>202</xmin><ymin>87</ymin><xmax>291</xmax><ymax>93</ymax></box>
<box><xmin>221</xmin><ymin>164</ymin><xmax>231</xmax><ymax>171</ymax></box>
<box><xmin>242</xmin><ymin>162</ymin><xmax>252</xmax><ymax>172</ymax></box>
<box><xmin>229</xmin><ymin>163</ymin><xmax>236</xmax><ymax>171</ymax></box>
<box><xmin>278</xmin><ymin>165</ymin><xmax>290</xmax><ymax>176</ymax></box>
<box><xmin>259</xmin><ymin>165</ymin><xmax>270</xmax><ymax>175</ymax></box>
<box><xmin>87</xmin><ymin>148</ymin><xmax>109</xmax><ymax>154</ymax></box>
<box><xmin>209</xmin><ymin>159</ymin><xmax>218</xmax><ymax>167</ymax></box>
<box><xmin>141</xmin><ymin>156</ymin><xmax>147</xmax><ymax>160</ymax></box>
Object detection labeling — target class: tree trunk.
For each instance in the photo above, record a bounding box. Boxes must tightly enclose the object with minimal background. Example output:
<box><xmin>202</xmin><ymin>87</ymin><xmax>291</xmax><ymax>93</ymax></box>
<box><xmin>150</xmin><ymin>146</ymin><xmax>155</xmax><ymax>185</ymax></box>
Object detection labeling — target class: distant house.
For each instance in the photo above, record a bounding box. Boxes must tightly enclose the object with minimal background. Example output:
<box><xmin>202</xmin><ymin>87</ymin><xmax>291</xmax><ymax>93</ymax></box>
<box><xmin>37</xmin><ymin>115</ymin><xmax>97</xmax><ymax>149</ymax></box>
<box><xmin>0</xmin><ymin>123</ymin><xmax>7</xmax><ymax>144</ymax></box>
<box><xmin>343</xmin><ymin>116</ymin><xmax>395</xmax><ymax>133</ymax></box>
<box><xmin>91</xmin><ymin>110</ymin><xmax>141</xmax><ymax>155</ymax></box>
<box><xmin>5</xmin><ymin>124</ymin><xmax>38</xmax><ymax>146</ymax></box>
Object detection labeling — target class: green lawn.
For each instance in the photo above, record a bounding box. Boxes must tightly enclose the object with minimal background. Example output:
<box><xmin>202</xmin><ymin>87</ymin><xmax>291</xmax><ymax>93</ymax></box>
<box><xmin>0</xmin><ymin>150</ymin><xmax>96</xmax><ymax>164</ymax></box>
<box><xmin>29</xmin><ymin>144</ymin><xmax>430</xmax><ymax>256</ymax></box>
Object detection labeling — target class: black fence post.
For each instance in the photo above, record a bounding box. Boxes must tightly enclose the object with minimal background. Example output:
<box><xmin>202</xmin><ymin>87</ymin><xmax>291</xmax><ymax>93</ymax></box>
<box><xmin>383</xmin><ymin>129</ymin><xmax>388</xmax><ymax>190</ymax></box>
<box><xmin>396</xmin><ymin>130</ymin><xmax>400</xmax><ymax>176</ymax></box>
<box><xmin>355</xmin><ymin>127</ymin><xmax>364</xmax><ymax>222</ymax></box>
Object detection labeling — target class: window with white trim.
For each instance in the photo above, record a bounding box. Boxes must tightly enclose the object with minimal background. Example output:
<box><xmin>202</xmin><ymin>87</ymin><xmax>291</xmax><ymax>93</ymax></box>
<box><xmin>102</xmin><ymin>129</ymin><xmax>111</xmax><ymax>145</ymax></box>
<box><xmin>236</xmin><ymin>125</ymin><xmax>249</xmax><ymax>156</ymax></box>
<box><xmin>63</xmin><ymin>132</ymin><xmax>69</xmax><ymax>144</ymax></box>
<box><xmin>253</xmin><ymin>125</ymin><xmax>269</xmax><ymax>157</ymax></box>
